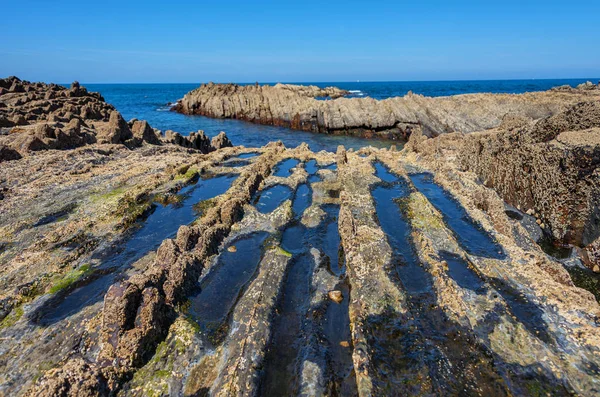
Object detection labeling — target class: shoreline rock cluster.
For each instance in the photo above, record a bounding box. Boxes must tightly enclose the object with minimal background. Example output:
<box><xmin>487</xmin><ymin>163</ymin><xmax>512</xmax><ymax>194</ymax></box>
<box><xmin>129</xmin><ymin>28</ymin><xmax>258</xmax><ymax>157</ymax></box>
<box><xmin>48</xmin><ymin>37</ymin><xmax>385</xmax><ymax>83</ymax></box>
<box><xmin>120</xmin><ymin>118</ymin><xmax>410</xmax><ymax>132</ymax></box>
<box><xmin>173</xmin><ymin>81</ymin><xmax>600</xmax><ymax>140</ymax></box>
<box><xmin>0</xmin><ymin>76</ymin><xmax>232</xmax><ymax>161</ymax></box>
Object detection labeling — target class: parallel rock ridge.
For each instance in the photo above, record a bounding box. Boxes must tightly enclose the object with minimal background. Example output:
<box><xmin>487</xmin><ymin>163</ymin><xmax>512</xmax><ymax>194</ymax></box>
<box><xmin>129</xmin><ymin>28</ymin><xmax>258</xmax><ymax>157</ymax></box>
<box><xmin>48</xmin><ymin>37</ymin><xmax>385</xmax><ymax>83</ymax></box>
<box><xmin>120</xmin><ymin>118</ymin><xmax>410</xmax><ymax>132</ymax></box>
<box><xmin>404</xmin><ymin>100</ymin><xmax>600</xmax><ymax>268</ymax></box>
<box><xmin>0</xmin><ymin>77</ymin><xmax>232</xmax><ymax>161</ymax></box>
<box><xmin>173</xmin><ymin>81</ymin><xmax>600</xmax><ymax>140</ymax></box>
<box><xmin>22</xmin><ymin>144</ymin><xmax>600</xmax><ymax>397</ymax></box>
<box><xmin>1</xmin><ymin>76</ymin><xmax>600</xmax><ymax>397</ymax></box>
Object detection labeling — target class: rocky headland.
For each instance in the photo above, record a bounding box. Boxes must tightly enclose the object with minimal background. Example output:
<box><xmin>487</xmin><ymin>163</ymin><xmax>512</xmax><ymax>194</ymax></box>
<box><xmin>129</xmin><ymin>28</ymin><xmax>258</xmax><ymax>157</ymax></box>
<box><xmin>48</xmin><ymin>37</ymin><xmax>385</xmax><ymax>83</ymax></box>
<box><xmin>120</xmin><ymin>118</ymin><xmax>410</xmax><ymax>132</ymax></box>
<box><xmin>0</xmin><ymin>77</ymin><xmax>599</xmax><ymax>396</ymax></box>
<box><xmin>173</xmin><ymin>81</ymin><xmax>600</xmax><ymax>140</ymax></box>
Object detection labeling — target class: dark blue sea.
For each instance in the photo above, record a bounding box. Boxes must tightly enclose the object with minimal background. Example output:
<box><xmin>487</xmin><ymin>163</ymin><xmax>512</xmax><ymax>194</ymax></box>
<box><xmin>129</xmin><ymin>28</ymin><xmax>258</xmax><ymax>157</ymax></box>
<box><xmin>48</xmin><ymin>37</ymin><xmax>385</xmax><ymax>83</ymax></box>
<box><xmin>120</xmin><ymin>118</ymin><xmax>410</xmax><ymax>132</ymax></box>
<box><xmin>84</xmin><ymin>78</ymin><xmax>597</xmax><ymax>152</ymax></box>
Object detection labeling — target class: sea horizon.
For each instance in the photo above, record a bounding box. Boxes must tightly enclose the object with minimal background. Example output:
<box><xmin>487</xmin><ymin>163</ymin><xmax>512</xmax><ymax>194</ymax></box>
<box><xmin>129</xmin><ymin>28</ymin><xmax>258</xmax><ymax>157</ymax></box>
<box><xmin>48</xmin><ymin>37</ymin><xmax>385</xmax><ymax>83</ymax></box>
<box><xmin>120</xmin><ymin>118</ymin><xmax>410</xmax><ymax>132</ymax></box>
<box><xmin>61</xmin><ymin>76</ymin><xmax>600</xmax><ymax>85</ymax></box>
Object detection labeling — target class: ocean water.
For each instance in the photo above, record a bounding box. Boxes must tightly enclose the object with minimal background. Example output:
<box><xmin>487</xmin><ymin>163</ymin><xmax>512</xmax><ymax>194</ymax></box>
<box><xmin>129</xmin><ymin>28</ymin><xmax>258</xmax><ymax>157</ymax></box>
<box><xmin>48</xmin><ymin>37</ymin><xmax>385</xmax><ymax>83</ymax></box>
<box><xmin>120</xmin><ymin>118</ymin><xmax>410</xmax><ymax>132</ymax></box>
<box><xmin>84</xmin><ymin>78</ymin><xmax>597</xmax><ymax>152</ymax></box>
<box><xmin>323</xmin><ymin>78</ymin><xmax>600</xmax><ymax>100</ymax></box>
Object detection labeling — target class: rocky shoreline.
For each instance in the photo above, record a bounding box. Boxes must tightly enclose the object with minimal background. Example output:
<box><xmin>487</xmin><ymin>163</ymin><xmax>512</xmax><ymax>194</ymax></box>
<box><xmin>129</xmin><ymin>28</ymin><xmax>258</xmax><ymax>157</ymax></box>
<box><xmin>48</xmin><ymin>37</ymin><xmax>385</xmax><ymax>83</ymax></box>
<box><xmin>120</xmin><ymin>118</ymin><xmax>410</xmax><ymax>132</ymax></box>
<box><xmin>173</xmin><ymin>81</ymin><xmax>600</xmax><ymax>140</ymax></box>
<box><xmin>0</xmin><ymin>76</ymin><xmax>233</xmax><ymax>162</ymax></box>
<box><xmin>1</xmin><ymin>77</ymin><xmax>599</xmax><ymax>396</ymax></box>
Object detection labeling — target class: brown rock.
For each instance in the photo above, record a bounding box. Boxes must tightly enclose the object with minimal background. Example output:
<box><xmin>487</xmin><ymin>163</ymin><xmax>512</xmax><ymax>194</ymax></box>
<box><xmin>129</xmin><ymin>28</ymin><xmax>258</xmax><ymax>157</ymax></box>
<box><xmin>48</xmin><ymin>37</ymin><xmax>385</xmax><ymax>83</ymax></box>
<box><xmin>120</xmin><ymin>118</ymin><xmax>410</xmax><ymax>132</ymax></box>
<box><xmin>98</xmin><ymin>111</ymin><xmax>133</xmax><ymax>144</ymax></box>
<box><xmin>0</xmin><ymin>145</ymin><xmax>22</xmax><ymax>162</ymax></box>
<box><xmin>28</xmin><ymin>357</ymin><xmax>109</xmax><ymax>397</ymax></box>
<box><xmin>174</xmin><ymin>82</ymin><xmax>600</xmax><ymax>139</ymax></box>
<box><xmin>328</xmin><ymin>290</ymin><xmax>343</xmax><ymax>303</ymax></box>
<box><xmin>188</xmin><ymin>130</ymin><xmax>212</xmax><ymax>153</ymax></box>
<box><xmin>99</xmin><ymin>282</ymin><xmax>142</xmax><ymax>364</ymax></box>
<box><xmin>116</xmin><ymin>287</ymin><xmax>173</xmax><ymax>367</ymax></box>
<box><xmin>210</xmin><ymin>131</ymin><xmax>233</xmax><ymax>150</ymax></box>
<box><xmin>131</xmin><ymin>119</ymin><xmax>161</xmax><ymax>145</ymax></box>
<box><xmin>454</xmin><ymin>103</ymin><xmax>600</xmax><ymax>246</ymax></box>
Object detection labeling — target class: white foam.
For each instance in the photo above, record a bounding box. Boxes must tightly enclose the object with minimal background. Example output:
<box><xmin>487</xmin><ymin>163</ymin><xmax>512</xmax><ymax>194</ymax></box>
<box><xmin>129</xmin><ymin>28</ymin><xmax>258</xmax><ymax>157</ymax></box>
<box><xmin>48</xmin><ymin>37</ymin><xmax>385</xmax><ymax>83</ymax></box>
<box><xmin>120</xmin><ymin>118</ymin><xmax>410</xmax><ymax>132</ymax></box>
<box><xmin>349</xmin><ymin>90</ymin><xmax>362</xmax><ymax>93</ymax></box>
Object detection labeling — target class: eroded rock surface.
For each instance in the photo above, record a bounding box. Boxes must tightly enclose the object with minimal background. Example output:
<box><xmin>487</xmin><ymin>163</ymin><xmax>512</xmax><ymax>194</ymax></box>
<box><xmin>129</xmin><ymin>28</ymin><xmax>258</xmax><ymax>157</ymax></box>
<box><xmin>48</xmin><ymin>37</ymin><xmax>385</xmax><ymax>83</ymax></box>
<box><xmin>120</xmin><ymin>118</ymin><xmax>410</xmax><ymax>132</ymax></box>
<box><xmin>404</xmin><ymin>100</ymin><xmax>600</xmax><ymax>271</ymax></box>
<box><xmin>174</xmin><ymin>81</ymin><xmax>600</xmax><ymax>140</ymax></box>
<box><xmin>0</xmin><ymin>77</ymin><xmax>231</xmax><ymax>160</ymax></box>
<box><xmin>1</xmin><ymin>77</ymin><xmax>599</xmax><ymax>397</ymax></box>
<box><xmin>0</xmin><ymin>144</ymin><xmax>593</xmax><ymax>397</ymax></box>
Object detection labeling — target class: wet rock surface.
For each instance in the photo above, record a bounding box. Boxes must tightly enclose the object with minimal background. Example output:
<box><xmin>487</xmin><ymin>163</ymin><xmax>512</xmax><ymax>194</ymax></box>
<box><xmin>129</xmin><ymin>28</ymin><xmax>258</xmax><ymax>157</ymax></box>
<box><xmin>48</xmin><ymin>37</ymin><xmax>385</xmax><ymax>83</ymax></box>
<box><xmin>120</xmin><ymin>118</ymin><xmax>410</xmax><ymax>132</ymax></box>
<box><xmin>2</xmin><ymin>145</ymin><xmax>600</xmax><ymax>396</ymax></box>
<box><xmin>0</xmin><ymin>77</ymin><xmax>599</xmax><ymax>396</ymax></box>
<box><xmin>404</xmin><ymin>100</ymin><xmax>600</xmax><ymax>272</ymax></box>
<box><xmin>174</xmin><ymin>81</ymin><xmax>600</xmax><ymax>140</ymax></box>
<box><xmin>1</xmin><ymin>143</ymin><xmax>598</xmax><ymax>397</ymax></box>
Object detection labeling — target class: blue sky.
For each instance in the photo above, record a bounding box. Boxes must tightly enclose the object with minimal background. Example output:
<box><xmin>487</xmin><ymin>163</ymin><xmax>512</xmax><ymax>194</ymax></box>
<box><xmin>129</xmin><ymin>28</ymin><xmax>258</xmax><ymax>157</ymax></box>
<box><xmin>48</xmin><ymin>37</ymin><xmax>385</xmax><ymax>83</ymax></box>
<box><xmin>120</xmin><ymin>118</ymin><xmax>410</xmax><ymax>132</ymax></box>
<box><xmin>2</xmin><ymin>0</ymin><xmax>599</xmax><ymax>83</ymax></box>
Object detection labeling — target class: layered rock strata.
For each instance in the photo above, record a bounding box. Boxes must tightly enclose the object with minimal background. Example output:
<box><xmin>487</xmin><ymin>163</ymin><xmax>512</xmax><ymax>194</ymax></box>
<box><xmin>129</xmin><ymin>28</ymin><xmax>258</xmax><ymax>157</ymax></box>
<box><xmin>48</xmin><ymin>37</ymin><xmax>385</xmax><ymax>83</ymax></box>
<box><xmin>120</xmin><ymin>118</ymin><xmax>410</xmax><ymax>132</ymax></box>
<box><xmin>11</xmin><ymin>145</ymin><xmax>598</xmax><ymax>397</ymax></box>
<box><xmin>1</xmin><ymin>76</ymin><xmax>599</xmax><ymax>396</ymax></box>
<box><xmin>30</xmin><ymin>145</ymin><xmax>284</xmax><ymax>396</ymax></box>
<box><xmin>404</xmin><ymin>100</ymin><xmax>600</xmax><ymax>266</ymax></box>
<box><xmin>338</xmin><ymin>150</ymin><xmax>599</xmax><ymax>396</ymax></box>
<box><xmin>174</xmin><ymin>81</ymin><xmax>600</xmax><ymax>140</ymax></box>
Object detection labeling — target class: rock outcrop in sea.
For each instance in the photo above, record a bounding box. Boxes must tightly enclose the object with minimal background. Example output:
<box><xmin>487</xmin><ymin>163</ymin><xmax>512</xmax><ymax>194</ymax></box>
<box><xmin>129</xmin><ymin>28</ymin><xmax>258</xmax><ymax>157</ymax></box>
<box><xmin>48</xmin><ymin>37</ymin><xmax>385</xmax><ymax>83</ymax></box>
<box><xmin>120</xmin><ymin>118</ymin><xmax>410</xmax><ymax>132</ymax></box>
<box><xmin>0</xmin><ymin>77</ymin><xmax>599</xmax><ymax>396</ymax></box>
<box><xmin>173</xmin><ymin>81</ymin><xmax>600</xmax><ymax>140</ymax></box>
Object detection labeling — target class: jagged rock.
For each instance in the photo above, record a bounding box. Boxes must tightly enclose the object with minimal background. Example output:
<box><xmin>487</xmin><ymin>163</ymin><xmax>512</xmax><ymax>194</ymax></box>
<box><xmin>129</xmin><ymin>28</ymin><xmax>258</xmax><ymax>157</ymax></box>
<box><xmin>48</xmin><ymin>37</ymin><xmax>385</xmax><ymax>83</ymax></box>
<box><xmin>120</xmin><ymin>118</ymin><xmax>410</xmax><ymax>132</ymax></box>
<box><xmin>131</xmin><ymin>119</ymin><xmax>161</xmax><ymax>145</ymax></box>
<box><xmin>211</xmin><ymin>131</ymin><xmax>232</xmax><ymax>150</ymax></box>
<box><xmin>175</xmin><ymin>225</ymin><xmax>200</xmax><ymax>251</ymax></box>
<box><xmin>86</xmin><ymin>153</ymin><xmax>275</xmax><ymax>392</ymax></box>
<box><xmin>3</xmin><ymin>144</ymin><xmax>599</xmax><ymax>396</ymax></box>
<box><xmin>163</xmin><ymin>129</ymin><xmax>233</xmax><ymax>153</ymax></box>
<box><xmin>98</xmin><ymin>111</ymin><xmax>133</xmax><ymax>144</ymax></box>
<box><xmin>99</xmin><ymin>282</ymin><xmax>143</xmax><ymax>364</ymax></box>
<box><xmin>67</xmin><ymin>81</ymin><xmax>88</xmax><ymax>97</ymax></box>
<box><xmin>28</xmin><ymin>357</ymin><xmax>110</xmax><ymax>397</ymax></box>
<box><xmin>164</xmin><ymin>130</ymin><xmax>183</xmax><ymax>145</ymax></box>
<box><xmin>0</xmin><ymin>145</ymin><xmax>22</xmax><ymax>162</ymax></box>
<box><xmin>577</xmin><ymin>81</ymin><xmax>600</xmax><ymax>90</ymax></box>
<box><xmin>9</xmin><ymin>80</ymin><xmax>25</xmax><ymax>93</ymax></box>
<box><xmin>0</xmin><ymin>76</ymin><xmax>18</xmax><ymax>89</ymax></box>
<box><xmin>116</xmin><ymin>287</ymin><xmax>173</xmax><ymax>368</ymax></box>
<box><xmin>0</xmin><ymin>77</ymin><xmax>129</xmax><ymax>154</ymax></box>
<box><xmin>188</xmin><ymin>131</ymin><xmax>212</xmax><ymax>152</ymax></box>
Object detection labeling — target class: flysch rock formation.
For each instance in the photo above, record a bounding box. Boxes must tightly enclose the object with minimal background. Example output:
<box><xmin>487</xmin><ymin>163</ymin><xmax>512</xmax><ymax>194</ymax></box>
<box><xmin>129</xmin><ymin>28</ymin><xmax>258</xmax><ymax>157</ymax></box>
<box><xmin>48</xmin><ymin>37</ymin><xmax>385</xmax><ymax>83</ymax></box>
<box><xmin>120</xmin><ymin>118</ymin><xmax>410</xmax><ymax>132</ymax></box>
<box><xmin>404</xmin><ymin>100</ymin><xmax>600</xmax><ymax>270</ymax></box>
<box><xmin>0</xmin><ymin>76</ymin><xmax>233</xmax><ymax>161</ymax></box>
<box><xmin>173</xmin><ymin>81</ymin><xmax>600</xmax><ymax>140</ymax></box>
<box><xmin>6</xmin><ymin>143</ymin><xmax>597</xmax><ymax>397</ymax></box>
<box><xmin>0</xmin><ymin>77</ymin><xmax>599</xmax><ymax>396</ymax></box>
